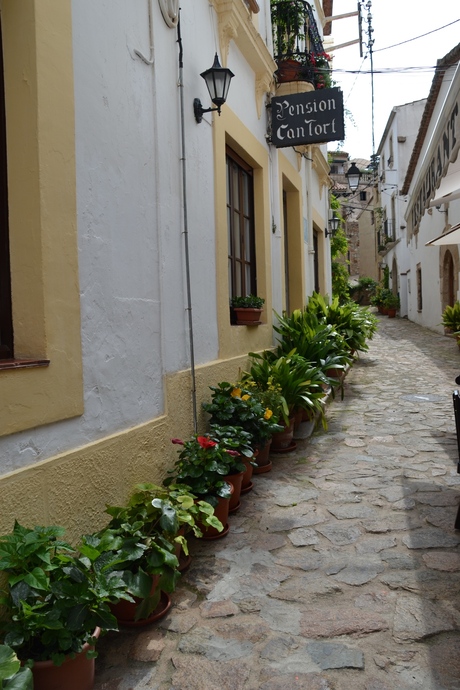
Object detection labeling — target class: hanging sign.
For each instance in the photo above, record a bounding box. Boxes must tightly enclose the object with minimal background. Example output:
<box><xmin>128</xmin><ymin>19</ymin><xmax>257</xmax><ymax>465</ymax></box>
<box><xmin>271</xmin><ymin>87</ymin><xmax>344</xmax><ymax>148</ymax></box>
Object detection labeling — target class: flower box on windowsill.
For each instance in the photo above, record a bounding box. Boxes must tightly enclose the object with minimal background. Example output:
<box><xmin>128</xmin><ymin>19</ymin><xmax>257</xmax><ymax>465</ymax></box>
<box><xmin>232</xmin><ymin>307</ymin><xmax>263</xmax><ymax>326</ymax></box>
<box><xmin>230</xmin><ymin>295</ymin><xmax>265</xmax><ymax>325</ymax></box>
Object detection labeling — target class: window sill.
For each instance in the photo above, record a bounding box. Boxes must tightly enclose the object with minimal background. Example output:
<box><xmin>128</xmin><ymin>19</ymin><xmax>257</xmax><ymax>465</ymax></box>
<box><xmin>232</xmin><ymin>321</ymin><xmax>263</xmax><ymax>326</ymax></box>
<box><xmin>0</xmin><ymin>358</ymin><xmax>50</xmax><ymax>371</ymax></box>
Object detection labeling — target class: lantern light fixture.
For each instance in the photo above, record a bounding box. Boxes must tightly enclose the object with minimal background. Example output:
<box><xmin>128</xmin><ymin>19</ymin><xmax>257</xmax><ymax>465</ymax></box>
<box><xmin>194</xmin><ymin>54</ymin><xmax>235</xmax><ymax>123</ymax></box>
<box><xmin>325</xmin><ymin>213</ymin><xmax>340</xmax><ymax>238</ymax></box>
<box><xmin>345</xmin><ymin>162</ymin><xmax>362</xmax><ymax>191</ymax></box>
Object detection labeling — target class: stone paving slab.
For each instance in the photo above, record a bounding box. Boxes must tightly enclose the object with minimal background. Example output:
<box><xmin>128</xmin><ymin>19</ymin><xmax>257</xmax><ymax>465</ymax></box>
<box><xmin>94</xmin><ymin>315</ymin><xmax>460</xmax><ymax>690</ymax></box>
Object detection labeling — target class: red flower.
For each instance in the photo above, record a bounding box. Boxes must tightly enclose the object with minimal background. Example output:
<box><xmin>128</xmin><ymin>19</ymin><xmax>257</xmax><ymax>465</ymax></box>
<box><xmin>197</xmin><ymin>436</ymin><xmax>217</xmax><ymax>449</ymax></box>
<box><xmin>171</xmin><ymin>438</ymin><xmax>184</xmax><ymax>445</ymax></box>
<box><xmin>226</xmin><ymin>450</ymin><xmax>240</xmax><ymax>457</ymax></box>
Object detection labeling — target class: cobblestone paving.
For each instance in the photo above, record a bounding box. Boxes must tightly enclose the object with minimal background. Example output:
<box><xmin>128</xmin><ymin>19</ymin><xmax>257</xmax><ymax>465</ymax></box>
<box><xmin>94</xmin><ymin>315</ymin><xmax>460</xmax><ymax>689</ymax></box>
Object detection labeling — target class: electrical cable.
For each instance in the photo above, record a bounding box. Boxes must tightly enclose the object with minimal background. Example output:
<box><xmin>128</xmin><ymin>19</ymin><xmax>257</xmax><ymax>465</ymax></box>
<box><xmin>374</xmin><ymin>18</ymin><xmax>460</xmax><ymax>53</ymax></box>
<box><xmin>334</xmin><ymin>66</ymin><xmax>454</xmax><ymax>75</ymax></box>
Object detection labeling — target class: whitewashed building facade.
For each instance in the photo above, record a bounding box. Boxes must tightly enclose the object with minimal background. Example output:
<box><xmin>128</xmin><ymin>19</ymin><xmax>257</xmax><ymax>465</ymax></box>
<box><xmin>0</xmin><ymin>0</ymin><xmax>335</xmax><ymax>536</ymax></box>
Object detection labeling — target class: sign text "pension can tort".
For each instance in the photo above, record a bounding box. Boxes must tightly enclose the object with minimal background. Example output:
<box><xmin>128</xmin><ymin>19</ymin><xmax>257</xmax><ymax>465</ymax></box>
<box><xmin>271</xmin><ymin>87</ymin><xmax>344</xmax><ymax>148</ymax></box>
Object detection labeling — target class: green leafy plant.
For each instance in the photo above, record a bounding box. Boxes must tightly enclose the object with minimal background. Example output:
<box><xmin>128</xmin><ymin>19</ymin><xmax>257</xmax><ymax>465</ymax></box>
<box><xmin>273</xmin><ymin>308</ymin><xmax>352</xmax><ymax>370</ymax></box>
<box><xmin>304</xmin><ymin>293</ymin><xmax>378</xmax><ymax>352</ymax></box>
<box><xmin>202</xmin><ymin>382</ymin><xmax>283</xmax><ymax>447</ymax></box>
<box><xmin>383</xmin><ymin>293</ymin><xmax>400</xmax><ymax>309</ymax></box>
<box><xmin>378</xmin><ymin>288</ymin><xmax>393</xmax><ymax>307</ymax></box>
<box><xmin>230</xmin><ymin>295</ymin><xmax>265</xmax><ymax>309</ymax></box>
<box><xmin>164</xmin><ymin>429</ymin><xmax>252</xmax><ymax>507</ymax></box>
<box><xmin>330</xmin><ymin>229</ymin><xmax>350</xmax><ymax>303</ymax></box>
<box><xmin>271</xmin><ymin>0</ymin><xmax>306</xmax><ymax>58</ymax></box>
<box><xmin>382</xmin><ymin>265</ymin><xmax>390</xmax><ymax>289</ymax></box>
<box><xmin>80</xmin><ymin>484</ymin><xmax>210</xmax><ymax>622</ymax></box>
<box><xmin>308</xmin><ymin>51</ymin><xmax>333</xmax><ymax>89</ymax></box>
<box><xmin>0</xmin><ymin>523</ymin><xmax>124</xmax><ymax>666</ymax></box>
<box><xmin>242</xmin><ymin>350</ymin><xmax>329</xmax><ymax>426</ymax></box>
<box><xmin>350</xmin><ymin>276</ymin><xmax>378</xmax><ymax>304</ymax></box>
<box><xmin>0</xmin><ymin>644</ymin><xmax>33</xmax><ymax>689</ymax></box>
<box><xmin>441</xmin><ymin>302</ymin><xmax>460</xmax><ymax>332</ymax></box>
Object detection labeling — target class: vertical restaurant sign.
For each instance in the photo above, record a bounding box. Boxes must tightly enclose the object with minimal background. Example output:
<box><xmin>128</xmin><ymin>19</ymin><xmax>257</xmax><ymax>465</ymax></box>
<box><xmin>271</xmin><ymin>87</ymin><xmax>344</xmax><ymax>148</ymax></box>
<box><xmin>408</xmin><ymin>99</ymin><xmax>459</xmax><ymax>233</ymax></box>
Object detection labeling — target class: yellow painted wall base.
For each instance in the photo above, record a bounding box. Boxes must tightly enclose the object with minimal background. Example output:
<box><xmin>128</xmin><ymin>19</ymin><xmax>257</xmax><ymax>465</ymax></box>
<box><xmin>0</xmin><ymin>354</ymin><xmax>257</xmax><ymax>542</ymax></box>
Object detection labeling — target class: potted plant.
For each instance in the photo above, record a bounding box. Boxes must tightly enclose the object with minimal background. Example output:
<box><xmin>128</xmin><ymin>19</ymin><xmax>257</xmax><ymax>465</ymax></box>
<box><xmin>304</xmin><ymin>292</ymin><xmax>378</xmax><ymax>354</ymax></box>
<box><xmin>230</xmin><ymin>295</ymin><xmax>265</xmax><ymax>325</ymax></box>
<box><xmin>202</xmin><ymin>382</ymin><xmax>283</xmax><ymax>476</ymax></box>
<box><xmin>120</xmin><ymin>482</ymin><xmax>222</xmax><ymax>569</ymax></box>
<box><xmin>0</xmin><ymin>644</ymin><xmax>33</xmax><ymax>689</ymax></box>
<box><xmin>165</xmin><ymin>433</ymin><xmax>243</xmax><ymax>538</ymax></box>
<box><xmin>310</xmin><ymin>51</ymin><xmax>333</xmax><ymax>89</ymax></box>
<box><xmin>242</xmin><ymin>351</ymin><xmax>328</xmax><ymax>450</ymax></box>
<box><xmin>244</xmin><ymin>383</ymin><xmax>286</xmax><ymax>470</ymax></box>
<box><xmin>274</xmin><ymin>308</ymin><xmax>352</xmax><ymax>372</ymax></box>
<box><xmin>383</xmin><ymin>292</ymin><xmax>400</xmax><ymax>318</ymax></box>
<box><xmin>271</xmin><ymin>0</ymin><xmax>309</xmax><ymax>83</ymax></box>
<box><xmin>441</xmin><ymin>301</ymin><xmax>460</xmax><ymax>339</ymax></box>
<box><xmin>80</xmin><ymin>484</ymin><xmax>205</xmax><ymax>626</ymax></box>
<box><xmin>0</xmin><ymin>522</ymin><xmax>125</xmax><ymax>690</ymax></box>
<box><xmin>206</xmin><ymin>424</ymin><xmax>255</xmax><ymax>511</ymax></box>
<box><xmin>350</xmin><ymin>276</ymin><xmax>378</xmax><ymax>305</ymax></box>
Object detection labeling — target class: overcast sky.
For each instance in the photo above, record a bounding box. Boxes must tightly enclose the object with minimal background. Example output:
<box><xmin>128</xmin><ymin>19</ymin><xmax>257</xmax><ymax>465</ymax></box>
<box><xmin>327</xmin><ymin>0</ymin><xmax>460</xmax><ymax>162</ymax></box>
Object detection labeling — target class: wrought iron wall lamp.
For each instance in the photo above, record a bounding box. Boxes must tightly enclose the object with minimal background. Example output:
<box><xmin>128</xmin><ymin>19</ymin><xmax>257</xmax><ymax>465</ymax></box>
<box><xmin>194</xmin><ymin>54</ymin><xmax>234</xmax><ymax>123</ymax></box>
<box><xmin>325</xmin><ymin>213</ymin><xmax>340</xmax><ymax>237</ymax></box>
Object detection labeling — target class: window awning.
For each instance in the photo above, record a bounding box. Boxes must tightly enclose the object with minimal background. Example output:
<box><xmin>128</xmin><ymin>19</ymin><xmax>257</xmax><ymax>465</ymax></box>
<box><xmin>425</xmin><ymin>222</ymin><xmax>460</xmax><ymax>246</ymax></box>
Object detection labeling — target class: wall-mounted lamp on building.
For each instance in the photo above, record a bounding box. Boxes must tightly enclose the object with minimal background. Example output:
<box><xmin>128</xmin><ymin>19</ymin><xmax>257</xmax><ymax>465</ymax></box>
<box><xmin>345</xmin><ymin>162</ymin><xmax>361</xmax><ymax>191</ymax></box>
<box><xmin>325</xmin><ymin>213</ymin><xmax>340</xmax><ymax>238</ymax></box>
<box><xmin>194</xmin><ymin>54</ymin><xmax>234</xmax><ymax>123</ymax></box>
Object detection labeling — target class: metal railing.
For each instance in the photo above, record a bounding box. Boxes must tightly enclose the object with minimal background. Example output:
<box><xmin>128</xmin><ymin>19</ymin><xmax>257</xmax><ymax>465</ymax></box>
<box><xmin>271</xmin><ymin>0</ymin><xmax>324</xmax><ymax>62</ymax></box>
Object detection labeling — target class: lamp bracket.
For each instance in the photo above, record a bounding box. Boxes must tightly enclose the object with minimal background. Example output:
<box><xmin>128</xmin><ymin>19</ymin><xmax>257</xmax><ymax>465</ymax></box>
<box><xmin>194</xmin><ymin>98</ymin><xmax>220</xmax><ymax>123</ymax></box>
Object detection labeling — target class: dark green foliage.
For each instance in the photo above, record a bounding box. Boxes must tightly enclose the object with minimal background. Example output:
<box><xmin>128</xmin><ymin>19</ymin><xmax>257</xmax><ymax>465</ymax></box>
<box><xmin>242</xmin><ymin>349</ymin><xmax>330</xmax><ymax>426</ymax></box>
<box><xmin>230</xmin><ymin>295</ymin><xmax>265</xmax><ymax>308</ymax></box>
<box><xmin>165</xmin><ymin>428</ymin><xmax>253</xmax><ymax>507</ymax></box>
<box><xmin>202</xmin><ymin>382</ymin><xmax>283</xmax><ymax>446</ymax></box>
<box><xmin>0</xmin><ymin>644</ymin><xmax>33</xmax><ymax>689</ymax></box>
<box><xmin>441</xmin><ymin>301</ymin><xmax>460</xmax><ymax>332</ymax></box>
<box><xmin>304</xmin><ymin>293</ymin><xmax>378</xmax><ymax>351</ymax></box>
<box><xmin>0</xmin><ymin>522</ymin><xmax>124</xmax><ymax>665</ymax></box>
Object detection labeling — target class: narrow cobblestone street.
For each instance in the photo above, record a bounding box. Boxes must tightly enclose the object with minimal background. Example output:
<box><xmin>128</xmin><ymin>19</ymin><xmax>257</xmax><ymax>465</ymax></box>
<box><xmin>94</xmin><ymin>315</ymin><xmax>460</xmax><ymax>690</ymax></box>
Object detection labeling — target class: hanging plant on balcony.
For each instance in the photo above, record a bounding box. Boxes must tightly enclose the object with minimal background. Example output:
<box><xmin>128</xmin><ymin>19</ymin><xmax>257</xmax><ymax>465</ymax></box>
<box><xmin>271</xmin><ymin>0</ymin><xmax>307</xmax><ymax>59</ymax></box>
<box><xmin>311</xmin><ymin>52</ymin><xmax>332</xmax><ymax>89</ymax></box>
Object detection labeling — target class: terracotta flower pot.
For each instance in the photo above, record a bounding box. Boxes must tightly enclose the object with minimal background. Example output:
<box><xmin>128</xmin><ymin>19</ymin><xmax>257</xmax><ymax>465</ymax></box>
<box><xmin>224</xmin><ymin>470</ymin><xmax>244</xmax><ymax>513</ymax></box>
<box><xmin>31</xmin><ymin>627</ymin><xmax>100</xmax><ymax>690</ymax></box>
<box><xmin>387</xmin><ymin>308</ymin><xmax>397</xmax><ymax>318</ymax></box>
<box><xmin>110</xmin><ymin>576</ymin><xmax>171</xmax><ymax>627</ymax></box>
<box><xmin>271</xmin><ymin>418</ymin><xmax>295</xmax><ymax>450</ymax></box>
<box><xmin>326</xmin><ymin>368</ymin><xmax>344</xmax><ymax>381</ymax></box>
<box><xmin>301</xmin><ymin>408</ymin><xmax>314</xmax><ymax>422</ymax></box>
<box><xmin>293</xmin><ymin>408</ymin><xmax>303</xmax><ymax>431</ymax></box>
<box><xmin>241</xmin><ymin>455</ymin><xmax>255</xmax><ymax>492</ymax></box>
<box><xmin>253</xmin><ymin>440</ymin><xmax>272</xmax><ymax>473</ymax></box>
<box><xmin>276</xmin><ymin>58</ymin><xmax>313</xmax><ymax>83</ymax></box>
<box><xmin>233</xmin><ymin>307</ymin><xmax>263</xmax><ymax>325</ymax></box>
<box><xmin>197</xmin><ymin>485</ymin><xmax>233</xmax><ymax>540</ymax></box>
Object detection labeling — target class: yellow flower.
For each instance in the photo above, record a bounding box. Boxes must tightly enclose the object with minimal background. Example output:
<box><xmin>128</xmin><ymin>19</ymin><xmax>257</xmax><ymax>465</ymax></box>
<box><xmin>231</xmin><ymin>388</ymin><xmax>242</xmax><ymax>398</ymax></box>
<box><xmin>241</xmin><ymin>394</ymin><xmax>250</xmax><ymax>401</ymax></box>
<box><xmin>264</xmin><ymin>408</ymin><xmax>273</xmax><ymax>420</ymax></box>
